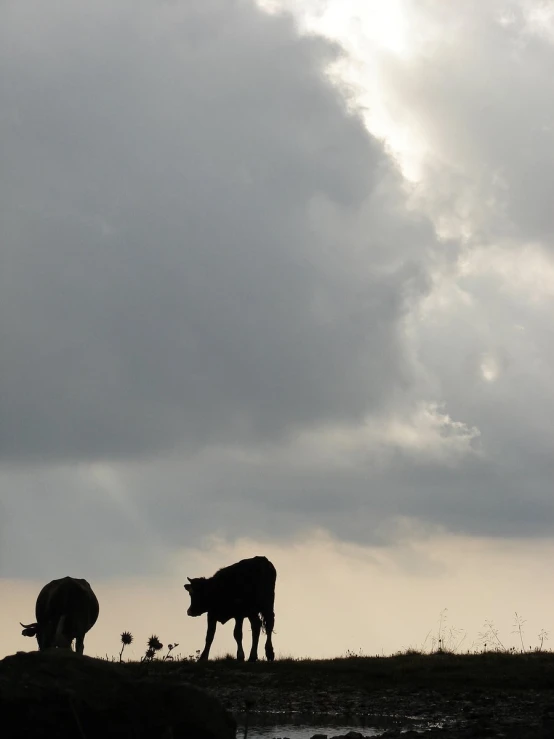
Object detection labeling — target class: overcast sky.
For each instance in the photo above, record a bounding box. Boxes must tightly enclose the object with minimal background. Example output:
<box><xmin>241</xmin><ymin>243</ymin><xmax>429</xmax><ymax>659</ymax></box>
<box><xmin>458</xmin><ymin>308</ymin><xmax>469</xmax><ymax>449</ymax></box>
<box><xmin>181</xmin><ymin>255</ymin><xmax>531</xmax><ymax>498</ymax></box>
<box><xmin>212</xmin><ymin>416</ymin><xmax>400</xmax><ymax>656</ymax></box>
<box><xmin>2</xmin><ymin>0</ymin><xmax>554</xmax><ymax>658</ymax></box>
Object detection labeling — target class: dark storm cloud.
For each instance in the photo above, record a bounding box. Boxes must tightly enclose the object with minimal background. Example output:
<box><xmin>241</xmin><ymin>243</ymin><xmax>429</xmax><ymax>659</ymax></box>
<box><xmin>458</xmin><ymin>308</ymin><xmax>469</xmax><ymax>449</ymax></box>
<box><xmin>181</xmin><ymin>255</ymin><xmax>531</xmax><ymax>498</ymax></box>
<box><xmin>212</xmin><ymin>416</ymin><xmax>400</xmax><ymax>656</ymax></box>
<box><xmin>0</xmin><ymin>0</ymin><xmax>434</xmax><ymax>464</ymax></box>
<box><xmin>8</xmin><ymin>0</ymin><xmax>554</xmax><ymax>581</ymax></box>
<box><xmin>0</xmin><ymin>465</ymin><xmax>170</xmax><ymax>580</ymax></box>
<box><xmin>4</xmin><ymin>420</ymin><xmax>552</xmax><ymax>580</ymax></box>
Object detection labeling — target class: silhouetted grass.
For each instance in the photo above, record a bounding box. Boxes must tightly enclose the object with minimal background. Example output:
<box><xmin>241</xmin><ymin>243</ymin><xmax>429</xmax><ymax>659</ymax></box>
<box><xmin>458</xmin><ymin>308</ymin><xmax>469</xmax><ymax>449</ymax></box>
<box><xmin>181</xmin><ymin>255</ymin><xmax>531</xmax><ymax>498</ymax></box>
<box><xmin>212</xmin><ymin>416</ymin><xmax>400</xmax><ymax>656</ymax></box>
<box><xmin>113</xmin><ymin>650</ymin><xmax>554</xmax><ymax>693</ymax></box>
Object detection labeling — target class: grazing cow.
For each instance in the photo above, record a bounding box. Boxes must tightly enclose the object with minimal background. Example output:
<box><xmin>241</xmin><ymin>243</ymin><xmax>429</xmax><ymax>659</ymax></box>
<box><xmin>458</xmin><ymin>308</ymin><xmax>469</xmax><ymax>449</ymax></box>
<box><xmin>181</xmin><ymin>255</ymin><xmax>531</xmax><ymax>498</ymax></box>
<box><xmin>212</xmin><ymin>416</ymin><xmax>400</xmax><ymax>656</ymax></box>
<box><xmin>20</xmin><ymin>576</ymin><xmax>99</xmax><ymax>655</ymax></box>
<box><xmin>184</xmin><ymin>555</ymin><xmax>276</xmax><ymax>662</ymax></box>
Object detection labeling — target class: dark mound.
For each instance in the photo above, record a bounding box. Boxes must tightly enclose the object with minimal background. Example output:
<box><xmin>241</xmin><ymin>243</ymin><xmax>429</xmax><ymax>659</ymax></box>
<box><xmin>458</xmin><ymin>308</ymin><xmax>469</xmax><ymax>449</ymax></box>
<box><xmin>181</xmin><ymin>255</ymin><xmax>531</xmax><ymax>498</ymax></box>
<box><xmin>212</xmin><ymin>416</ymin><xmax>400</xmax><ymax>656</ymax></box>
<box><xmin>0</xmin><ymin>650</ymin><xmax>236</xmax><ymax>739</ymax></box>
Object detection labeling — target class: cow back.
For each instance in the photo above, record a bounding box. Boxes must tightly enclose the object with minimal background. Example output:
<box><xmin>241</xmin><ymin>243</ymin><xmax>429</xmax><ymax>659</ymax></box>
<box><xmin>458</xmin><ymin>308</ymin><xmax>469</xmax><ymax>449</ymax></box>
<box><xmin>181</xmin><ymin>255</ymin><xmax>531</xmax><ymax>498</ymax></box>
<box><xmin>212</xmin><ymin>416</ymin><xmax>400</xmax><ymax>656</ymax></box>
<box><xmin>209</xmin><ymin>556</ymin><xmax>276</xmax><ymax>622</ymax></box>
<box><xmin>36</xmin><ymin>577</ymin><xmax>99</xmax><ymax>635</ymax></box>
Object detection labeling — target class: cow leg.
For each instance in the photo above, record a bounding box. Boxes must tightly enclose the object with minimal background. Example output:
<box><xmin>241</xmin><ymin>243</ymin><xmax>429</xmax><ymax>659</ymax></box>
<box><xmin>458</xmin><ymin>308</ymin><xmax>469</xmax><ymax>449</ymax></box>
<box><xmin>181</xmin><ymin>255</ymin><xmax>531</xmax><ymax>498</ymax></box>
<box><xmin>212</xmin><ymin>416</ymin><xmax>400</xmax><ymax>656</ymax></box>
<box><xmin>263</xmin><ymin>610</ymin><xmax>275</xmax><ymax>662</ymax></box>
<box><xmin>233</xmin><ymin>617</ymin><xmax>245</xmax><ymax>661</ymax></box>
<box><xmin>75</xmin><ymin>635</ymin><xmax>85</xmax><ymax>655</ymax></box>
<box><xmin>199</xmin><ymin>613</ymin><xmax>217</xmax><ymax>661</ymax></box>
<box><xmin>247</xmin><ymin>614</ymin><xmax>261</xmax><ymax>662</ymax></box>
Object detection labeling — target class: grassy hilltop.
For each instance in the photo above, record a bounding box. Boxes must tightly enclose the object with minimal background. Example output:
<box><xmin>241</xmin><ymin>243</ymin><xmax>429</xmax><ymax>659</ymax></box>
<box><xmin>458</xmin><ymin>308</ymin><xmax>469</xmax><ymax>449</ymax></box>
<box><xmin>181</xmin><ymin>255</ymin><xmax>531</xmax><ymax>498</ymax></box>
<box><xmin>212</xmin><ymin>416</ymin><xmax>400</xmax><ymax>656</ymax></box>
<box><xmin>2</xmin><ymin>650</ymin><xmax>554</xmax><ymax>737</ymax></box>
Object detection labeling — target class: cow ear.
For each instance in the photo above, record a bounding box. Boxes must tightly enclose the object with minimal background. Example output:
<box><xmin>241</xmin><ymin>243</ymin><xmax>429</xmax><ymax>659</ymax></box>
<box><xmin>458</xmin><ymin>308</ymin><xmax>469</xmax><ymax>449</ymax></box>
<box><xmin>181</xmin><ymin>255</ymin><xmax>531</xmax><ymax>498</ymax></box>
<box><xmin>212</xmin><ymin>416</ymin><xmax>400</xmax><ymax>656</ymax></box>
<box><xmin>184</xmin><ymin>583</ymin><xmax>192</xmax><ymax>592</ymax></box>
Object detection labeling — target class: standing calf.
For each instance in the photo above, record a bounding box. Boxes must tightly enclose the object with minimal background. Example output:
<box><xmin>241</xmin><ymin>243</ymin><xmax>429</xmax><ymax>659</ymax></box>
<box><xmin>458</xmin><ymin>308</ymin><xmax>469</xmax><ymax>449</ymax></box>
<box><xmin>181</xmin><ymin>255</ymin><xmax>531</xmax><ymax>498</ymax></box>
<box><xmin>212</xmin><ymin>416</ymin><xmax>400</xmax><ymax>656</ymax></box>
<box><xmin>20</xmin><ymin>576</ymin><xmax>99</xmax><ymax>655</ymax></box>
<box><xmin>184</xmin><ymin>555</ymin><xmax>276</xmax><ymax>662</ymax></box>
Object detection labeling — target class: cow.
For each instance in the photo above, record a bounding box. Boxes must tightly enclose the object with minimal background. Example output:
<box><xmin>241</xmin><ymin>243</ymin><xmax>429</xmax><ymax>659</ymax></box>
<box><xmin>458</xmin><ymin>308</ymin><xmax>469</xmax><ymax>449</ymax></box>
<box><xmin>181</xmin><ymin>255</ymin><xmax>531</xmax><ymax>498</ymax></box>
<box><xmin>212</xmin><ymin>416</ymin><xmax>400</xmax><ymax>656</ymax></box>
<box><xmin>184</xmin><ymin>555</ymin><xmax>276</xmax><ymax>662</ymax></box>
<box><xmin>20</xmin><ymin>576</ymin><xmax>99</xmax><ymax>655</ymax></box>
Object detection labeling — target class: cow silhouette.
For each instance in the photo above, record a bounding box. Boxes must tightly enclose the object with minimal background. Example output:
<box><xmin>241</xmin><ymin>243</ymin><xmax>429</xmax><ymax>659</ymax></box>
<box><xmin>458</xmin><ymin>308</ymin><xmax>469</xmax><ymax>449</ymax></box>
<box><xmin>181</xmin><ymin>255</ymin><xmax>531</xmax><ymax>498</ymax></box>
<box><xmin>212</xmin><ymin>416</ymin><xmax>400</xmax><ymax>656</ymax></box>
<box><xmin>185</xmin><ymin>556</ymin><xmax>276</xmax><ymax>661</ymax></box>
<box><xmin>20</xmin><ymin>576</ymin><xmax>99</xmax><ymax>655</ymax></box>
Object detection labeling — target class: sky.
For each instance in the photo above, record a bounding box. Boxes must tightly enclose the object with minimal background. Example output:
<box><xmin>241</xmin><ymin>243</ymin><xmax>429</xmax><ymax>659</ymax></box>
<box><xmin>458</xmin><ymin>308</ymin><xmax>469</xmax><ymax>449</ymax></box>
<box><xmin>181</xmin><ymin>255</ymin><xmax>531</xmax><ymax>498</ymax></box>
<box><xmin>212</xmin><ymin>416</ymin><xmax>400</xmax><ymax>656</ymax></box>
<box><xmin>1</xmin><ymin>0</ymin><xmax>554</xmax><ymax>659</ymax></box>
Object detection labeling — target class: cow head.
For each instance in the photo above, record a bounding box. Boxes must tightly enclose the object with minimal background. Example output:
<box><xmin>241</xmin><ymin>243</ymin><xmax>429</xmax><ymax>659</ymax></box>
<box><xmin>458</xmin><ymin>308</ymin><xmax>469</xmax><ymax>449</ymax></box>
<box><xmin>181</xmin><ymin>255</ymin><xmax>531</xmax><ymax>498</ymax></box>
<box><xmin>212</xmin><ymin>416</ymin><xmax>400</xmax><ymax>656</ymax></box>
<box><xmin>20</xmin><ymin>620</ymin><xmax>72</xmax><ymax>650</ymax></box>
<box><xmin>20</xmin><ymin>621</ymin><xmax>44</xmax><ymax>649</ymax></box>
<box><xmin>184</xmin><ymin>577</ymin><xmax>210</xmax><ymax>616</ymax></box>
<box><xmin>21</xmin><ymin>622</ymin><xmax>38</xmax><ymax>638</ymax></box>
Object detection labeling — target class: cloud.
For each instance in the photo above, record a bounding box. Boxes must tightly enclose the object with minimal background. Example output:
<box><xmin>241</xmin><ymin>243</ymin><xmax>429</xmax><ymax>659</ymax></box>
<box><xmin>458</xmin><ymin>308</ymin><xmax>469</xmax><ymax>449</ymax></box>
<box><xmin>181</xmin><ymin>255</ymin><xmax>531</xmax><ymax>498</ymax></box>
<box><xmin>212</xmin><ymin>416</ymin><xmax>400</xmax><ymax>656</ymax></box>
<box><xmin>356</xmin><ymin>0</ymin><xmax>554</xmax><ymax>537</ymax></box>
<box><xmin>373</xmin><ymin>0</ymin><xmax>554</xmax><ymax>244</ymax></box>
<box><xmin>0</xmin><ymin>0</ymin><xmax>434</xmax><ymax>464</ymax></box>
<box><xmin>3</xmin><ymin>0</ymin><xmax>554</xmax><ymax>583</ymax></box>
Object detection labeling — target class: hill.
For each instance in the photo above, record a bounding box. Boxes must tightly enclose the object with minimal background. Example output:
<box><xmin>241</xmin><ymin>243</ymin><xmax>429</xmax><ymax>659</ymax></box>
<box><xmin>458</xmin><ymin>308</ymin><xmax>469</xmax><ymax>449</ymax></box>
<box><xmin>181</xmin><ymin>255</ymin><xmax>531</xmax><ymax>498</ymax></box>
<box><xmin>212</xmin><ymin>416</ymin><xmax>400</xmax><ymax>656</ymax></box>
<box><xmin>2</xmin><ymin>651</ymin><xmax>554</xmax><ymax>737</ymax></box>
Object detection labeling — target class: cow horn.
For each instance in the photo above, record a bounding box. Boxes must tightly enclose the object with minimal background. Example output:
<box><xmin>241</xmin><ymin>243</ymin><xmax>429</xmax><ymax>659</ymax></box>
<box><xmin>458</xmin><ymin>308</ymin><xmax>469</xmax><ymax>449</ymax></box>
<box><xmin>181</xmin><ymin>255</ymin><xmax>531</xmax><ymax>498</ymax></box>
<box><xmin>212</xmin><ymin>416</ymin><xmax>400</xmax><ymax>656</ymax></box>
<box><xmin>20</xmin><ymin>622</ymin><xmax>37</xmax><ymax>629</ymax></box>
<box><xmin>187</xmin><ymin>577</ymin><xmax>192</xmax><ymax>583</ymax></box>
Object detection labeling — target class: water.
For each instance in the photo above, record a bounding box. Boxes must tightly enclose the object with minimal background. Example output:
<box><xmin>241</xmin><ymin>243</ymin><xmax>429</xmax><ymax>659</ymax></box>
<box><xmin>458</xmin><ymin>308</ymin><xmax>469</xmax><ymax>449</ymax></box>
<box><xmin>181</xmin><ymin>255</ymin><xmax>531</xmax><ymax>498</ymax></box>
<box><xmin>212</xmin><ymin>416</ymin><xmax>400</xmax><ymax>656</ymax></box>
<box><xmin>235</xmin><ymin>712</ymin><xmax>415</xmax><ymax>739</ymax></box>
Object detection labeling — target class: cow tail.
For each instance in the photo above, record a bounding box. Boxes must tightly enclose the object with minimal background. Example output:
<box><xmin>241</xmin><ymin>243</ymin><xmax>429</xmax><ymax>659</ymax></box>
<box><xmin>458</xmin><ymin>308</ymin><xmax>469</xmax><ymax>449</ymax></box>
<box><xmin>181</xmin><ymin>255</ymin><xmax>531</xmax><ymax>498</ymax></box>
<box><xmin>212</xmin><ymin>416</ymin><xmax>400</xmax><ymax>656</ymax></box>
<box><xmin>54</xmin><ymin>581</ymin><xmax>73</xmax><ymax>647</ymax></box>
<box><xmin>260</xmin><ymin>568</ymin><xmax>276</xmax><ymax>635</ymax></box>
<box><xmin>54</xmin><ymin>614</ymin><xmax>66</xmax><ymax>646</ymax></box>
<box><xmin>260</xmin><ymin>611</ymin><xmax>274</xmax><ymax>635</ymax></box>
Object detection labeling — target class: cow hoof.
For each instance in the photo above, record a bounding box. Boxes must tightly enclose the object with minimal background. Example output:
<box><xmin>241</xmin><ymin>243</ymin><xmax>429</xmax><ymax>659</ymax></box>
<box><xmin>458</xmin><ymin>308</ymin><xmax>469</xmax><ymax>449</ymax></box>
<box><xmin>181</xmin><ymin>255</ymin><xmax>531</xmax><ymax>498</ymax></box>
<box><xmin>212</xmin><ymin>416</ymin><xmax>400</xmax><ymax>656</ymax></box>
<box><xmin>247</xmin><ymin>656</ymin><xmax>258</xmax><ymax>663</ymax></box>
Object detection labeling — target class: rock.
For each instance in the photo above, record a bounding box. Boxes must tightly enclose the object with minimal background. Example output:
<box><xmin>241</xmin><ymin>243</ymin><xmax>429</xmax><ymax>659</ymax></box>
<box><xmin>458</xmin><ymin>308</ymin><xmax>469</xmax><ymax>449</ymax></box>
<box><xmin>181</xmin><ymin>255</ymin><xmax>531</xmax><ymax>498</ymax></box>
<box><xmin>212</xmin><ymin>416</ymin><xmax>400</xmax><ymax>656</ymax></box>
<box><xmin>0</xmin><ymin>650</ymin><xmax>235</xmax><ymax>739</ymax></box>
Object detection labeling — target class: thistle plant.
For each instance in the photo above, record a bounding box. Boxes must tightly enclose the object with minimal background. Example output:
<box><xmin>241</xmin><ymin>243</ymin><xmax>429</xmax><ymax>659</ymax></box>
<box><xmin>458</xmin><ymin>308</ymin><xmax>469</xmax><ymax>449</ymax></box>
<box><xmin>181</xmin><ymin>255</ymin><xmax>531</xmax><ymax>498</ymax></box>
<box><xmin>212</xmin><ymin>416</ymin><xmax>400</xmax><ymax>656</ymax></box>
<box><xmin>142</xmin><ymin>634</ymin><xmax>164</xmax><ymax>661</ymax></box>
<box><xmin>148</xmin><ymin>635</ymin><xmax>163</xmax><ymax>651</ymax></box>
<box><xmin>119</xmin><ymin>631</ymin><xmax>133</xmax><ymax>662</ymax></box>
<box><xmin>163</xmin><ymin>643</ymin><xmax>179</xmax><ymax>661</ymax></box>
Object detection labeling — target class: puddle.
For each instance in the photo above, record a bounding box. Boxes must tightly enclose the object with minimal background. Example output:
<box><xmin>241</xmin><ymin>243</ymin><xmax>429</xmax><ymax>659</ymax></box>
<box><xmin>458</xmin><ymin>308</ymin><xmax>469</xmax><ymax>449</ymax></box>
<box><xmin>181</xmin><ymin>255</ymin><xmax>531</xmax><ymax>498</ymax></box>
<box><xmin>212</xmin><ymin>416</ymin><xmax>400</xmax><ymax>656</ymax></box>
<box><xmin>238</xmin><ymin>726</ymin><xmax>379</xmax><ymax>738</ymax></box>
<box><xmin>235</xmin><ymin>712</ymin><xmax>417</xmax><ymax>738</ymax></box>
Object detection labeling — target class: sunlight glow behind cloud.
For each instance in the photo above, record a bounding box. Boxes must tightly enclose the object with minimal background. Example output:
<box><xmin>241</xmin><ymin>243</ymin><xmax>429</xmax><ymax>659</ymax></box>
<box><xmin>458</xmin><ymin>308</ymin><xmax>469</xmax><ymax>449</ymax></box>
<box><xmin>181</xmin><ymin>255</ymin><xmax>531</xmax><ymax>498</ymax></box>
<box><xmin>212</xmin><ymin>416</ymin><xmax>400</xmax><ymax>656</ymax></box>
<box><xmin>256</xmin><ymin>0</ymin><xmax>426</xmax><ymax>181</ymax></box>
